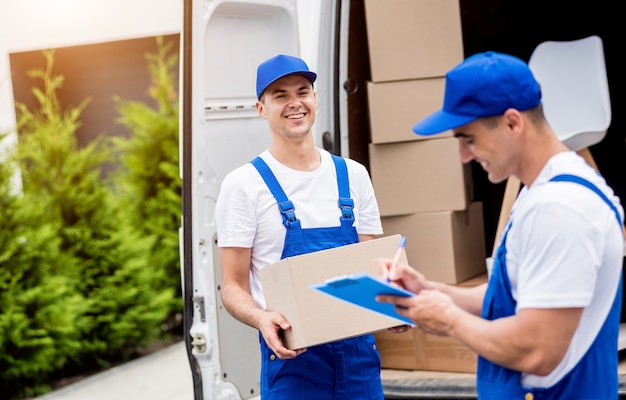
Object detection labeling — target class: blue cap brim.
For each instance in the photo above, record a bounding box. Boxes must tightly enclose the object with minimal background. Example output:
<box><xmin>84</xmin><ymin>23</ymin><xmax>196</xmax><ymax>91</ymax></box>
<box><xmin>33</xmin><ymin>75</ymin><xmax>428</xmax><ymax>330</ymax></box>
<box><xmin>412</xmin><ymin>109</ymin><xmax>478</xmax><ymax>136</ymax></box>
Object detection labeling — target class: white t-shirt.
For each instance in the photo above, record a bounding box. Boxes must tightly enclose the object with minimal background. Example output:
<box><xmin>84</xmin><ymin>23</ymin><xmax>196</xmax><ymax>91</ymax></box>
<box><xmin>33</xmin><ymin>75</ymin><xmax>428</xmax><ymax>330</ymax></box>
<box><xmin>216</xmin><ymin>148</ymin><xmax>383</xmax><ymax>309</ymax></box>
<box><xmin>501</xmin><ymin>151</ymin><xmax>624</xmax><ymax>387</ymax></box>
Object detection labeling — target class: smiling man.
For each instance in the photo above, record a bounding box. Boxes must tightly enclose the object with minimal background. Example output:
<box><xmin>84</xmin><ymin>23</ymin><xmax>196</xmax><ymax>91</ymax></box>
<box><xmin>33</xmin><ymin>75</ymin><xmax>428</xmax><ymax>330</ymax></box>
<box><xmin>216</xmin><ymin>54</ymin><xmax>385</xmax><ymax>399</ymax></box>
<box><xmin>376</xmin><ymin>51</ymin><xmax>625</xmax><ymax>399</ymax></box>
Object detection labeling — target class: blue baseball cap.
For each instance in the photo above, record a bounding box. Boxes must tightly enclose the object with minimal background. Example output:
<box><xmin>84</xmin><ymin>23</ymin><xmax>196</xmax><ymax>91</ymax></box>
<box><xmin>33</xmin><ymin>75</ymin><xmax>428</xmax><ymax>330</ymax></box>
<box><xmin>412</xmin><ymin>51</ymin><xmax>542</xmax><ymax>136</ymax></box>
<box><xmin>256</xmin><ymin>54</ymin><xmax>317</xmax><ymax>99</ymax></box>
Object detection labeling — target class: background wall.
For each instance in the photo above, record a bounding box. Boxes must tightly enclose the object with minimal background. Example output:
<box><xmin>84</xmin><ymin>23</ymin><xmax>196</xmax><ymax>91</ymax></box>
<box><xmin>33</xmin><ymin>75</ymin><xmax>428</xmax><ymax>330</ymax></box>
<box><xmin>10</xmin><ymin>35</ymin><xmax>181</xmax><ymax>148</ymax></box>
<box><xmin>0</xmin><ymin>0</ymin><xmax>183</xmax><ymax>150</ymax></box>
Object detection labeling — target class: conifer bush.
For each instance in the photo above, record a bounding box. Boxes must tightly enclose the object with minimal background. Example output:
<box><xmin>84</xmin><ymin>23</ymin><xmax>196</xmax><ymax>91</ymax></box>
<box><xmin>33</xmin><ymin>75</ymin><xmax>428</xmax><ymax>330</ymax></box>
<box><xmin>112</xmin><ymin>36</ymin><xmax>183</xmax><ymax>325</ymax></box>
<box><xmin>1</xmin><ymin>45</ymin><xmax>178</xmax><ymax>397</ymax></box>
<box><xmin>0</xmin><ymin>135</ymin><xmax>83</xmax><ymax>398</ymax></box>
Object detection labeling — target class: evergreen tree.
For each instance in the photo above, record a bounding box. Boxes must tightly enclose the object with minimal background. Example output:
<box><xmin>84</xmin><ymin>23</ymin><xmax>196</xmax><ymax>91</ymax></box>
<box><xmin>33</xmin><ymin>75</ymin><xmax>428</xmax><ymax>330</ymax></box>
<box><xmin>13</xmin><ymin>49</ymin><xmax>173</xmax><ymax>383</ymax></box>
<box><xmin>112</xmin><ymin>36</ymin><xmax>182</xmax><ymax>327</ymax></box>
<box><xmin>0</xmin><ymin>131</ymin><xmax>83</xmax><ymax>398</ymax></box>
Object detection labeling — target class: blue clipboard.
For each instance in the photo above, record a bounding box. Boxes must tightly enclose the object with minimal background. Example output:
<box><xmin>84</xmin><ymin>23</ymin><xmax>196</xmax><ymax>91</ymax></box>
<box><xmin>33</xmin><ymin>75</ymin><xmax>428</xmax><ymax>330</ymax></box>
<box><xmin>311</xmin><ymin>273</ymin><xmax>416</xmax><ymax>326</ymax></box>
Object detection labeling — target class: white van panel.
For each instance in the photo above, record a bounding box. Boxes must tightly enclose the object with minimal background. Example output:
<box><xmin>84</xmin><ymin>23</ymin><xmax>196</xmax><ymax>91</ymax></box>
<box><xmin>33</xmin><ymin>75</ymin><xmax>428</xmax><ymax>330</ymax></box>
<box><xmin>187</xmin><ymin>1</ymin><xmax>300</xmax><ymax>399</ymax></box>
<box><xmin>184</xmin><ymin>0</ymin><xmax>340</xmax><ymax>398</ymax></box>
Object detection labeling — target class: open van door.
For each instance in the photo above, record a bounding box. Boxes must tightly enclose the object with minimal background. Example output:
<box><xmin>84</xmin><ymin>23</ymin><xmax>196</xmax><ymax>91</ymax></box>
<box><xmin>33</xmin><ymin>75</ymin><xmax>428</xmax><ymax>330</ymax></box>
<box><xmin>180</xmin><ymin>1</ymin><xmax>345</xmax><ymax>398</ymax></box>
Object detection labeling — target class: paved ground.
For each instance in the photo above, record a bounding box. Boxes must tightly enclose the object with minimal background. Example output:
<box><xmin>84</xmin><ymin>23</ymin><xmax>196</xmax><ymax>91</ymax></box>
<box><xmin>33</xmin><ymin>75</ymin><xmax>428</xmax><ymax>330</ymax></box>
<box><xmin>34</xmin><ymin>341</ymin><xmax>194</xmax><ymax>400</ymax></box>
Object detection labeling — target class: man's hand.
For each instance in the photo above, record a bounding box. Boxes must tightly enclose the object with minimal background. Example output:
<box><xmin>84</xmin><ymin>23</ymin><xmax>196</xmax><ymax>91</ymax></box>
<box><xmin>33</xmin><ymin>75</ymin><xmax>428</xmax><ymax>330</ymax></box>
<box><xmin>258</xmin><ymin>310</ymin><xmax>307</xmax><ymax>359</ymax></box>
<box><xmin>378</xmin><ymin>289</ymin><xmax>459</xmax><ymax>337</ymax></box>
<box><xmin>374</xmin><ymin>258</ymin><xmax>431</xmax><ymax>294</ymax></box>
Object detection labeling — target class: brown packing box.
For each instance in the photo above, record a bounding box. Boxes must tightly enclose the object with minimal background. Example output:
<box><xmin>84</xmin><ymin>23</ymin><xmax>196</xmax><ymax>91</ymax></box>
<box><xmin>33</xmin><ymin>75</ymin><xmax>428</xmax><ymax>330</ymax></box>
<box><xmin>374</xmin><ymin>273</ymin><xmax>488</xmax><ymax>373</ymax></box>
<box><xmin>457</xmin><ymin>272</ymin><xmax>488</xmax><ymax>287</ymax></box>
<box><xmin>369</xmin><ymin>138</ymin><xmax>473</xmax><ymax>216</ymax></box>
<box><xmin>382</xmin><ymin>202</ymin><xmax>487</xmax><ymax>284</ymax></box>
<box><xmin>367</xmin><ymin>78</ymin><xmax>452</xmax><ymax>144</ymax></box>
<box><xmin>375</xmin><ymin>329</ymin><xmax>477</xmax><ymax>373</ymax></box>
<box><xmin>260</xmin><ymin>235</ymin><xmax>408</xmax><ymax>350</ymax></box>
<box><xmin>364</xmin><ymin>0</ymin><xmax>464</xmax><ymax>82</ymax></box>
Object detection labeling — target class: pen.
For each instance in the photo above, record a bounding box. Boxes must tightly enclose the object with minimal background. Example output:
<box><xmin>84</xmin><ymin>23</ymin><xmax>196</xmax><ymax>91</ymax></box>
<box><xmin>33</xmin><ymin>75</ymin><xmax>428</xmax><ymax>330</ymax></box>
<box><xmin>387</xmin><ymin>236</ymin><xmax>406</xmax><ymax>282</ymax></box>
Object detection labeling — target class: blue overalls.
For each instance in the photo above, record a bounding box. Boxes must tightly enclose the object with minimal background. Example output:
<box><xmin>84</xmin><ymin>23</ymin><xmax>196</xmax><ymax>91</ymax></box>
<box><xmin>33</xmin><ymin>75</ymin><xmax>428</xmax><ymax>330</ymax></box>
<box><xmin>251</xmin><ymin>155</ymin><xmax>384</xmax><ymax>400</ymax></box>
<box><xmin>477</xmin><ymin>174</ymin><xmax>623</xmax><ymax>399</ymax></box>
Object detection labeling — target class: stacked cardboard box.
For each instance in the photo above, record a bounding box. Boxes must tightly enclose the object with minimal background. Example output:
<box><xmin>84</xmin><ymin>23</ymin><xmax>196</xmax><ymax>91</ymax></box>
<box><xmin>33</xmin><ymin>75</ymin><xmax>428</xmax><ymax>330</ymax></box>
<box><xmin>381</xmin><ymin>202</ymin><xmax>486</xmax><ymax>284</ymax></box>
<box><xmin>364</xmin><ymin>0</ymin><xmax>464</xmax><ymax>144</ymax></box>
<box><xmin>363</xmin><ymin>0</ymin><xmax>488</xmax><ymax>372</ymax></box>
<box><xmin>369</xmin><ymin>138</ymin><xmax>473</xmax><ymax>216</ymax></box>
<box><xmin>364</xmin><ymin>0</ymin><xmax>485</xmax><ymax>281</ymax></box>
<box><xmin>364</xmin><ymin>0</ymin><xmax>465</xmax><ymax>83</ymax></box>
<box><xmin>374</xmin><ymin>273</ymin><xmax>488</xmax><ymax>373</ymax></box>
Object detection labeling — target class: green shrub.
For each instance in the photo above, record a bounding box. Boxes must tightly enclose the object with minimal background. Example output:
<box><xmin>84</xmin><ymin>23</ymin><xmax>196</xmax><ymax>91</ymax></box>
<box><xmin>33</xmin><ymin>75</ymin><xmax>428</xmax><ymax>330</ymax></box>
<box><xmin>2</xmin><ymin>47</ymin><xmax>176</xmax><ymax>396</ymax></box>
<box><xmin>112</xmin><ymin>36</ymin><xmax>182</xmax><ymax>324</ymax></box>
<box><xmin>0</xmin><ymin>141</ymin><xmax>84</xmax><ymax>398</ymax></box>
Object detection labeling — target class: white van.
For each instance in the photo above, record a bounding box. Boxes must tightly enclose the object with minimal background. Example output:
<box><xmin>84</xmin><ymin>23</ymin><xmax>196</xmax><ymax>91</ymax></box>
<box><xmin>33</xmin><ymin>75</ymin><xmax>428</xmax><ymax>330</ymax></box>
<box><xmin>179</xmin><ymin>1</ymin><xmax>625</xmax><ymax>399</ymax></box>
<box><xmin>180</xmin><ymin>2</ymin><xmax>357</xmax><ymax>398</ymax></box>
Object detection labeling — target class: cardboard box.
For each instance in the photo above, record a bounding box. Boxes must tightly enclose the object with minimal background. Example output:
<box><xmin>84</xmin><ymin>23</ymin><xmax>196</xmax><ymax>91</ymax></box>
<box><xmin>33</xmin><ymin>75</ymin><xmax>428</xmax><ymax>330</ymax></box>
<box><xmin>375</xmin><ymin>329</ymin><xmax>477</xmax><ymax>373</ymax></box>
<box><xmin>382</xmin><ymin>202</ymin><xmax>487</xmax><ymax>284</ymax></box>
<box><xmin>364</xmin><ymin>0</ymin><xmax>464</xmax><ymax>82</ymax></box>
<box><xmin>374</xmin><ymin>273</ymin><xmax>488</xmax><ymax>373</ymax></box>
<box><xmin>457</xmin><ymin>272</ymin><xmax>488</xmax><ymax>287</ymax></box>
<box><xmin>367</xmin><ymin>78</ymin><xmax>452</xmax><ymax>144</ymax></box>
<box><xmin>369</xmin><ymin>138</ymin><xmax>473</xmax><ymax>216</ymax></box>
<box><xmin>260</xmin><ymin>235</ymin><xmax>408</xmax><ymax>350</ymax></box>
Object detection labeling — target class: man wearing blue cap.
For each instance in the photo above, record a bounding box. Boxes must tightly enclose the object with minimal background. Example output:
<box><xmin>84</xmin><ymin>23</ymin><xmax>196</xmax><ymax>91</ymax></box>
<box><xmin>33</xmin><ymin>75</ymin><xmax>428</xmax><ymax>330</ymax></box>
<box><xmin>216</xmin><ymin>54</ymin><xmax>385</xmax><ymax>399</ymax></box>
<box><xmin>377</xmin><ymin>51</ymin><xmax>624</xmax><ymax>399</ymax></box>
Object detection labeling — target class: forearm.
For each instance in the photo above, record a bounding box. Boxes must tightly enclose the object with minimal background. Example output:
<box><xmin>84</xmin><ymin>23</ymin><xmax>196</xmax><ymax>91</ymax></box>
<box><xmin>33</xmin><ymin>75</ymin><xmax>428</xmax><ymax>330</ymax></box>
<box><xmin>219</xmin><ymin>247</ymin><xmax>266</xmax><ymax>329</ymax></box>
<box><xmin>448</xmin><ymin>310</ymin><xmax>529</xmax><ymax>370</ymax></box>
<box><xmin>427</xmin><ymin>280</ymin><xmax>561</xmax><ymax>373</ymax></box>
<box><xmin>431</xmin><ymin>281</ymin><xmax>486</xmax><ymax>316</ymax></box>
<box><xmin>220</xmin><ymin>283</ymin><xmax>266</xmax><ymax>330</ymax></box>
<box><xmin>448</xmin><ymin>307</ymin><xmax>579</xmax><ymax>375</ymax></box>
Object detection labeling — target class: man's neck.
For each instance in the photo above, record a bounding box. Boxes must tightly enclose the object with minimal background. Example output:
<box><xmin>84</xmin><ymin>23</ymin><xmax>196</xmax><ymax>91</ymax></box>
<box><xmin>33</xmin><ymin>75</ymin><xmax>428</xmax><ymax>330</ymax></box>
<box><xmin>520</xmin><ymin>131</ymin><xmax>569</xmax><ymax>186</ymax></box>
<box><xmin>269</xmin><ymin>142</ymin><xmax>321</xmax><ymax>171</ymax></box>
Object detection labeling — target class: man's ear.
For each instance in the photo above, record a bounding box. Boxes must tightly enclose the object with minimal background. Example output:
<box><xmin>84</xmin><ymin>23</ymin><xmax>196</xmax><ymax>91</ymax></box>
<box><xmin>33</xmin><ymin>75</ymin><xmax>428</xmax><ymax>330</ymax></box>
<box><xmin>256</xmin><ymin>101</ymin><xmax>266</xmax><ymax>119</ymax></box>
<box><xmin>503</xmin><ymin>108</ymin><xmax>523</xmax><ymax>135</ymax></box>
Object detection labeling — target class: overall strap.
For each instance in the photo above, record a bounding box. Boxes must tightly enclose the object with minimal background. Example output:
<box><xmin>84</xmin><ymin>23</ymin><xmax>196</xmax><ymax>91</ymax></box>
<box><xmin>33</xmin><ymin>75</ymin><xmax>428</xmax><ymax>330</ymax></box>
<box><xmin>250</xmin><ymin>157</ymin><xmax>299</xmax><ymax>228</ymax></box>
<box><xmin>331</xmin><ymin>154</ymin><xmax>355</xmax><ymax>225</ymax></box>
<box><xmin>550</xmin><ymin>174</ymin><xmax>623</xmax><ymax>227</ymax></box>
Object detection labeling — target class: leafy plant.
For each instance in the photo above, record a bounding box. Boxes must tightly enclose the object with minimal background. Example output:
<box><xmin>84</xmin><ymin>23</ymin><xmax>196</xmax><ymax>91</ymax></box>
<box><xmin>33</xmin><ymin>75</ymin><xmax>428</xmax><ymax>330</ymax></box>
<box><xmin>112</xmin><ymin>36</ymin><xmax>182</xmax><ymax>326</ymax></box>
<box><xmin>2</xmin><ymin>47</ymin><xmax>175</xmax><ymax>397</ymax></box>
